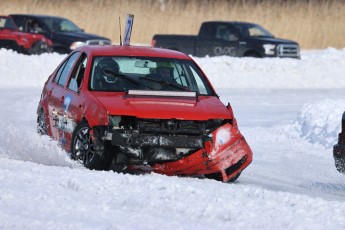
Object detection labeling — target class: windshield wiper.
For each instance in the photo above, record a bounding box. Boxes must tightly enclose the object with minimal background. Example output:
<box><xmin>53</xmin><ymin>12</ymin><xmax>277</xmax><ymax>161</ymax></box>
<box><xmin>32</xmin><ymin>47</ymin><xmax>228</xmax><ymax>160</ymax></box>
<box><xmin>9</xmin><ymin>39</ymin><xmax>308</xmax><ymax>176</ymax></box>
<box><xmin>140</xmin><ymin>76</ymin><xmax>192</xmax><ymax>92</ymax></box>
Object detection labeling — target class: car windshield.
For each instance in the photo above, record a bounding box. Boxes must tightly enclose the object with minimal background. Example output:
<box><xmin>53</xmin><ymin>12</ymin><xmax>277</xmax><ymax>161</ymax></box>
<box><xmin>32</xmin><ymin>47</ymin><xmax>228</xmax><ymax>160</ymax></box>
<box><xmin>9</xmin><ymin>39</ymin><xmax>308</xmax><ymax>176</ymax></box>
<box><xmin>0</xmin><ymin>17</ymin><xmax>17</xmax><ymax>30</ymax></box>
<box><xmin>41</xmin><ymin>17</ymin><xmax>82</xmax><ymax>32</ymax></box>
<box><xmin>237</xmin><ymin>24</ymin><xmax>274</xmax><ymax>38</ymax></box>
<box><xmin>89</xmin><ymin>56</ymin><xmax>214</xmax><ymax>95</ymax></box>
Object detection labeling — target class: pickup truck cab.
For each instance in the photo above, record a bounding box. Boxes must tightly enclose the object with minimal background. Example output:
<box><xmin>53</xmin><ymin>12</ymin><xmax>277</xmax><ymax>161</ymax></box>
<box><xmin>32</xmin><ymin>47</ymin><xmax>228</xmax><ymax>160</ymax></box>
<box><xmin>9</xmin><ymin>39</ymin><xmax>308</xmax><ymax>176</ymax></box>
<box><xmin>152</xmin><ymin>21</ymin><xmax>300</xmax><ymax>58</ymax></box>
<box><xmin>10</xmin><ymin>14</ymin><xmax>111</xmax><ymax>54</ymax></box>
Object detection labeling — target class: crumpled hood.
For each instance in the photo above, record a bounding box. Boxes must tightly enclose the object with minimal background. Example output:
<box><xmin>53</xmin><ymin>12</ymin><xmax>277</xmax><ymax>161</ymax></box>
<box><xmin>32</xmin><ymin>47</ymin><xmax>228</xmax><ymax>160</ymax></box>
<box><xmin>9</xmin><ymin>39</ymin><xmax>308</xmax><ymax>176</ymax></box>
<box><xmin>90</xmin><ymin>92</ymin><xmax>231</xmax><ymax>120</ymax></box>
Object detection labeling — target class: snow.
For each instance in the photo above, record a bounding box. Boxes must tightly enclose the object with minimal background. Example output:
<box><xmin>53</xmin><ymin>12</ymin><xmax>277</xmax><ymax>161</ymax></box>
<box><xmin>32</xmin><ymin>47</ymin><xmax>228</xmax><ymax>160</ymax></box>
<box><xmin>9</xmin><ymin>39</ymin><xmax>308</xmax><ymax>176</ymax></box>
<box><xmin>1</xmin><ymin>47</ymin><xmax>345</xmax><ymax>229</ymax></box>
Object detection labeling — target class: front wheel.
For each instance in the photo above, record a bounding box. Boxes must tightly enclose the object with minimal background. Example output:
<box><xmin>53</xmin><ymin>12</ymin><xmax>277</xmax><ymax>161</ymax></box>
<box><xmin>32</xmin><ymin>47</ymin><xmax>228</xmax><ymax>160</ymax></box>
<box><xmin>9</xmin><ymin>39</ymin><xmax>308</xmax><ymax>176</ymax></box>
<box><xmin>71</xmin><ymin>121</ymin><xmax>113</xmax><ymax>170</ymax></box>
<box><xmin>37</xmin><ymin>110</ymin><xmax>48</xmax><ymax>135</ymax></box>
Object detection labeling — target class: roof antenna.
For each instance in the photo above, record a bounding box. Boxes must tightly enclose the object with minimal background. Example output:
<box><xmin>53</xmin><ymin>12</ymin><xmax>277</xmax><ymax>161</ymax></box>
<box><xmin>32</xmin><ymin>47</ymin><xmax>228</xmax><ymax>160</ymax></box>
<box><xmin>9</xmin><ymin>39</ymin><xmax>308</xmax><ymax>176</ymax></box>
<box><xmin>119</xmin><ymin>17</ymin><xmax>122</xmax><ymax>46</ymax></box>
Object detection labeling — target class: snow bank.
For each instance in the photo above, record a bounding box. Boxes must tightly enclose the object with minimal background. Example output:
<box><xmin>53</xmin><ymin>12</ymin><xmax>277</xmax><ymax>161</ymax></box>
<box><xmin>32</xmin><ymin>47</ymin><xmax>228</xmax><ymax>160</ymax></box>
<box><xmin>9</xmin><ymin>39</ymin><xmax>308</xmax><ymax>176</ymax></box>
<box><xmin>287</xmin><ymin>99</ymin><xmax>345</xmax><ymax>148</ymax></box>
<box><xmin>193</xmin><ymin>48</ymin><xmax>345</xmax><ymax>89</ymax></box>
<box><xmin>0</xmin><ymin>49</ymin><xmax>65</xmax><ymax>88</ymax></box>
<box><xmin>1</xmin><ymin>48</ymin><xmax>345</xmax><ymax>230</ymax></box>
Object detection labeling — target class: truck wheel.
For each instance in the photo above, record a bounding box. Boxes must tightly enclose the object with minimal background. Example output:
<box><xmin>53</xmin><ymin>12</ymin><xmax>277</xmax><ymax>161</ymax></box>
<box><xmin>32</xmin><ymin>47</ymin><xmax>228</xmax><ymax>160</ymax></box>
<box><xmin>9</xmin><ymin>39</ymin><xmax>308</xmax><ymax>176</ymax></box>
<box><xmin>27</xmin><ymin>41</ymin><xmax>46</xmax><ymax>55</ymax></box>
<box><xmin>37</xmin><ymin>110</ymin><xmax>48</xmax><ymax>135</ymax></box>
<box><xmin>6</xmin><ymin>41</ymin><xmax>23</xmax><ymax>54</ymax></box>
<box><xmin>71</xmin><ymin>121</ymin><xmax>113</xmax><ymax>170</ymax></box>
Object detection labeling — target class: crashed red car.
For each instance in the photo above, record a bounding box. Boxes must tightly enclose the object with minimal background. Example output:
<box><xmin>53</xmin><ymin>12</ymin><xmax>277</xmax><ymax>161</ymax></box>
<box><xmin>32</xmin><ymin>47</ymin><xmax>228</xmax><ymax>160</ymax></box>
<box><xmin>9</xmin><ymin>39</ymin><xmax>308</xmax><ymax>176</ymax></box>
<box><xmin>37</xmin><ymin>45</ymin><xmax>253</xmax><ymax>182</ymax></box>
<box><xmin>0</xmin><ymin>15</ymin><xmax>52</xmax><ymax>54</ymax></box>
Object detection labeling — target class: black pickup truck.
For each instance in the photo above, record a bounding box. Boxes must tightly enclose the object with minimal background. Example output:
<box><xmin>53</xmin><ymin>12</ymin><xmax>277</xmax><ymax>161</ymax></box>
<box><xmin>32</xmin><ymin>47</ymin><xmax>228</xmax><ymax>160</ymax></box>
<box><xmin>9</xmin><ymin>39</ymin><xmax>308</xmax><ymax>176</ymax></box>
<box><xmin>10</xmin><ymin>14</ymin><xmax>111</xmax><ymax>54</ymax></box>
<box><xmin>152</xmin><ymin>21</ymin><xmax>300</xmax><ymax>58</ymax></box>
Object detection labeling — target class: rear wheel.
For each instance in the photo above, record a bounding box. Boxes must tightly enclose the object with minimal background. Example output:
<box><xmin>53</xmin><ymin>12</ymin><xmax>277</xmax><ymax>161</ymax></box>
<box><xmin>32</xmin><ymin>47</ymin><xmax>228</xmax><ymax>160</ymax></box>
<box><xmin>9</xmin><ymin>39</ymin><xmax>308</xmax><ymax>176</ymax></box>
<box><xmin>27</xmin><ymin>41</ymin><xmax>48</xmax><ymax>55</ymax></box>
<box><xmin>71</xmin><ymin>121</ymin><xmax>113</xmax><ymax>170</ymax></box>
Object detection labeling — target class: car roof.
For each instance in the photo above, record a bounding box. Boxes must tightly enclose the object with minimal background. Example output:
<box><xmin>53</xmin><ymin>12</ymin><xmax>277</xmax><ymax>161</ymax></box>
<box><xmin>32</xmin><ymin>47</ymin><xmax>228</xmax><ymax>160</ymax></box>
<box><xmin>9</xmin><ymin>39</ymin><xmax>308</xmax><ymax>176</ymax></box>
<box><xmin>9</xmin><ymin>14</ymin><xmax>65</xmax><ymax>20</ymax></box>
<box><xmin>77</xmin><ymin>45</ymin><xmax>192</xmax><ymax>60</ymax></box>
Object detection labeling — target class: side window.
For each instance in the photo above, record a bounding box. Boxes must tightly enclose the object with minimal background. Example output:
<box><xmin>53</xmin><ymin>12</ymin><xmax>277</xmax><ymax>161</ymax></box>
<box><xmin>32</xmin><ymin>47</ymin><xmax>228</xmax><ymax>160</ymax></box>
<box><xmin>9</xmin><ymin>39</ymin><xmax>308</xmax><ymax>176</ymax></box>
<box><xmin>27</xmin><ymin>19</ymin><xmax>44</xmax><ymax>33</ymax></box>
<box><xmin>68</xmin><ymin>54</ymin><xmax>87</xmax><ymax>92</ymax></box>
<box><xmin>173</xmin><ymin>64</ymin><xmax>188</xmax><ymax>87</ymax></box>
<box><xmin>53</xmin><ymin>60</ymin><xmax>67</xmax><ymax>84</ymax></box>
<box><xmin>216</xmin><ymin>25</ymin><xmax>230</xmax><ymax>40</ymax></box>
<box><xmin>216</xmin><ymin>25</ymin><xmax>238</xmax><ymax>41</ymax></box>
<box><xmin>57</xmin><ymin>52</ymin><xmax>80</xmax><ymax>87</ymax></box>
<box><xmin>190</xmin><ymin>67</ymin><xmax>207</xmax><ymax>94</ymax></box>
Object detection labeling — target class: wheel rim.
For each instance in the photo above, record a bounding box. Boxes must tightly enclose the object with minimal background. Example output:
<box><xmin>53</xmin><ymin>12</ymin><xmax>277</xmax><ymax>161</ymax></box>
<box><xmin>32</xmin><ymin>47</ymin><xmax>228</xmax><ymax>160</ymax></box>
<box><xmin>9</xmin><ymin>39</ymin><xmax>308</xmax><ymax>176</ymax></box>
<box><xmin>73</xmin><ymin>127</ymin><xmax>95</xmax><ymax>166</ymax></box>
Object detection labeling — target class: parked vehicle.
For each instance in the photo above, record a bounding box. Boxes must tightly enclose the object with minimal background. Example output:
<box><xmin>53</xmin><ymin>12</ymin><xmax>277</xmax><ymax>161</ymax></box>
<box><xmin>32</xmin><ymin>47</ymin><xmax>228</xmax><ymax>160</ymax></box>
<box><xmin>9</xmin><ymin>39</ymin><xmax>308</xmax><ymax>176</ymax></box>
<box><xmin>333</xmin><ymin>112</ymin><xmax>345</xmax><ymax>174</ymax></box>
<box><xmin>152</xmin><ymin>21</ymin><xmax>300</xmax><ymax>58</ymax></box>
<box><xmin>0</xmin><ymin>15</ymin><xmax>52</xmax><ymax>54</ymax></box>
<box><xmin>10</xmin><ymin>14</ymin><xmax>111</xmax><ymax>54</ymax></box>
<box><xmin>36</xmin><ymin>45</ymin><xmax>253</xmax><ymax>182</ymax></box>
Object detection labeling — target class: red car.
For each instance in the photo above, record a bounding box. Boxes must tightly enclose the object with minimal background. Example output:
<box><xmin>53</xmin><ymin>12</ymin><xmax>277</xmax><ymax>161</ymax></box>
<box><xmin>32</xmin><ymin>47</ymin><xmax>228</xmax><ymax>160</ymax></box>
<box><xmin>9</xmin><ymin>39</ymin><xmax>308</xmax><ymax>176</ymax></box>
<box><xmin>37</xmin><ymin>45</ymin><xmax>253</xmax><ymax>182</ymax></box>
<box><xmin>0</xmin><ymin>15</ymin><xmax>52</xmax><ymax>54</ymax></box>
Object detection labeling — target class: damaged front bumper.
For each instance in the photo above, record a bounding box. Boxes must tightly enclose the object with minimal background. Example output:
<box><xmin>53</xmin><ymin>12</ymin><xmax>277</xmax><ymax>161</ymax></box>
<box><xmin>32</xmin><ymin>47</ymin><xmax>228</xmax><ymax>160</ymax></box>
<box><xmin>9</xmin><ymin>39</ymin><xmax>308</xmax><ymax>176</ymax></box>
<box><xmin>153</xmin><ymin>123</ymin><xmax>253</xmax><ymax>182</ymax></box>
<box><xmin>102</xmin><ymin>122</ymin><xmax>253</xmax><ymax>182</ymax></box>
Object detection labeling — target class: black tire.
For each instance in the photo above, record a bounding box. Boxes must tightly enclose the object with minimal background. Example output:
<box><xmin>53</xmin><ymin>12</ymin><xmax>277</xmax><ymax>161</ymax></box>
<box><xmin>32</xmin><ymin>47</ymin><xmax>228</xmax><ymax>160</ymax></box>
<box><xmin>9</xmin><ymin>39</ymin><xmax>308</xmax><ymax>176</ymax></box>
<box><xmin>205</xmin><ymin>171</ymin><xmax>241</xmax><ymax>183</ymax></box>
<box><xmin>71</xmin><ymin>121</ymin><xmax>113</xmax><ymax>170</ymax></box>
<box><xmin>37</xmin><ymin>110</ymin><xmax>48</xmax><ymax>135</ymax></box>
<box><xmin>335</xmin><ymin>156</ymin><xmax>345</xmax><ymax>174</ymax></box>
<box><xmin>27</xmin><ymin>41</ymin><xmax>48</xmax><ymax>55</ymax></box>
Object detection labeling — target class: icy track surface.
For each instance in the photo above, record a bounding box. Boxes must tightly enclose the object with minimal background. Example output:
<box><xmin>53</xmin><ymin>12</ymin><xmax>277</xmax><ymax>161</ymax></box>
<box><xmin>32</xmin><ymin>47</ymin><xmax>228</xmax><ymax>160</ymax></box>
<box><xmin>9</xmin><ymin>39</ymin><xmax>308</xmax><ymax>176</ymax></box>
<box><xmin>0</xmin><ymin>48</ymin><xmax>345</xmax><ymax>229</ymax></box>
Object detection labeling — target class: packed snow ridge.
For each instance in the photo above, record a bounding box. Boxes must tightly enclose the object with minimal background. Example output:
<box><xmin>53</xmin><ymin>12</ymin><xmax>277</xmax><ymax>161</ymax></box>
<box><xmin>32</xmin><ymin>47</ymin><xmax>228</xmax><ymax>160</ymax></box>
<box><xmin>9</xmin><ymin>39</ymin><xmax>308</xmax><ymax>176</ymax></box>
<box><xmin>0</xmin><ymin>48</ymin><xmax>345</xmax><ymax>229</ymax></box>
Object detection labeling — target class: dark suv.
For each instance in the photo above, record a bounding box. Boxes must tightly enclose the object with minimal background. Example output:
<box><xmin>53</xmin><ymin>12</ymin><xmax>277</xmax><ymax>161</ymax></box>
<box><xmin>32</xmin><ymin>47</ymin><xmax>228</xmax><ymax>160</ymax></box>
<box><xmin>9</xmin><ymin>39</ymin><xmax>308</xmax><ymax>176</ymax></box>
<box><xmin>10</xmin><ymin>14</ymin><xmax>111</xmax><ymax>54</ymax></box>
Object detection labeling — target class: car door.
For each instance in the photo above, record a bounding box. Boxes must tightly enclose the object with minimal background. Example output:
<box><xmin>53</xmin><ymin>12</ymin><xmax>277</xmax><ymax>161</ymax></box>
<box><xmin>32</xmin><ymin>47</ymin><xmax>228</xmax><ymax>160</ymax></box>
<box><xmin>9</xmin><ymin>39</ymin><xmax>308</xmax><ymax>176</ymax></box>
<box><xmin>48</xmin><ymin>51</ymin><xmax>80</xmax><ymax>146</ymax></box>
<box><xmin>196</xmin><ymin>24</ymin><xmax>239</xmax><ymax>57</ymax></box>
<box><xmin>61</xmin><ymin>53</ymin><xmax>88</xmax><ymax>151</ymax></box>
